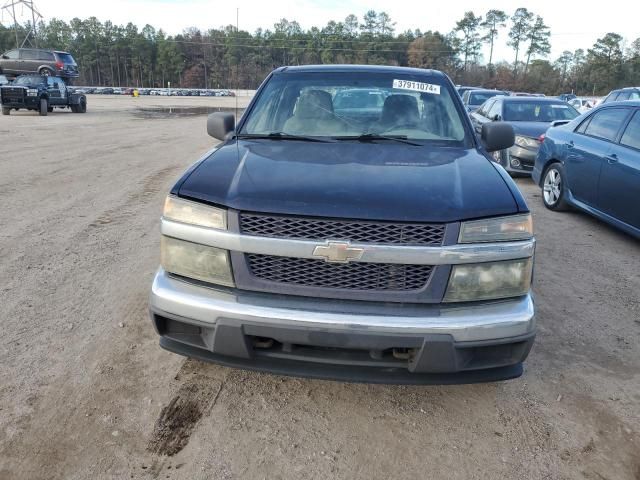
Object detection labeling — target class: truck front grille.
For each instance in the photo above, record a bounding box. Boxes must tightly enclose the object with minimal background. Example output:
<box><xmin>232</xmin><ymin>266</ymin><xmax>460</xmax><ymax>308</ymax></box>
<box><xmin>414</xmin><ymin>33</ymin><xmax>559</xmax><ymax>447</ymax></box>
<box><xmin>1</xmin><ymin>87</ymin><xmax>25</xmax><ymax>103</ymax></box>
<box><xmin>240</xmin><ymin>212</ymin><xmax>445</xmax><ymax>246</ymax></box>
<box><xmin>246</xmin><ymin>254</ymin><xmax>433</xmax><ymax>291</ymax></box>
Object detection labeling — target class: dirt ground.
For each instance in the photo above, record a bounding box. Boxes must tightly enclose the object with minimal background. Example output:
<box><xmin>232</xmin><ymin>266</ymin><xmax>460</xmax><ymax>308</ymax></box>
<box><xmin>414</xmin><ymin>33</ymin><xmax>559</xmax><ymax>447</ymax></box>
<box><xmin>0</xmin><ymin>95</ymin><xmax>638</xmax><ymax>480</ymax></box>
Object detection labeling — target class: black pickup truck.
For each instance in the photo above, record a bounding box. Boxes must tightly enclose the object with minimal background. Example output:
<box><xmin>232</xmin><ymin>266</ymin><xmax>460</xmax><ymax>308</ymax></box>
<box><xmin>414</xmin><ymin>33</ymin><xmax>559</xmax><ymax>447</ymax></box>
<box><xmin>1</xmin><ymin>74</ymin><xmax>86</xmax><ymax>116</ymax></box>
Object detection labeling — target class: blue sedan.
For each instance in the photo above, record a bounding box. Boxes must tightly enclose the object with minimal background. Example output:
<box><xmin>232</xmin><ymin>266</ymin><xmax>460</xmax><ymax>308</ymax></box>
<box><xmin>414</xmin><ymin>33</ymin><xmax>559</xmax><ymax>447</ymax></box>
<box><xmin>533</xmin><ymin>101</ymin><xmax>640</xmax><ymax>238</ymax></box>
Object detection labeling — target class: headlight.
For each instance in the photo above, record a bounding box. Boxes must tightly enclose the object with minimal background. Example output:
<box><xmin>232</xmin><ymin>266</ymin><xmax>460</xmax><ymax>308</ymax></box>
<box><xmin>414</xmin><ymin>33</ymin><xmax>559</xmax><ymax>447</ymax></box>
<box><xmin>443</xmin><ymin>258</ymin><xmax>533</xmax><ymax>302</ymax></box>
<box><xmin>161</xmin><ymin>236</ymin><xmax>234</xmax><ymax>286</ymax></box>
<box><xmin>459</xmin><ymin>214</ymin><xmax>533</xmax><ymax>243</ymax></box>
<box><xmin>163</xmin><ymin>195</ymin><xmax>226</xmax><ymax>230</ymax></box>
<box><xmin>27</xmin><ymin>89</ymin><xmax>38</xmax><ymax>96</ymax></box>
<box><xmin>514</xmin><ymin>135</ymin><xmax>539</xmax><ymax>149</ymax></box>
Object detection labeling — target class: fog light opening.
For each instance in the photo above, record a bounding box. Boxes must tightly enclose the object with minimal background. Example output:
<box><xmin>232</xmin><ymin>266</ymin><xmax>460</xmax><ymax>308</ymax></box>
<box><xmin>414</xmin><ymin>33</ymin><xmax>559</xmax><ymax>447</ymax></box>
<box><xmin>510</xmin><ymin>158</ymin><xmax>521</xmax><ymax>168</ymax></box>
<box><xmin>252</xmin><ymin>337</ymin><xmax>275</xmax><ymax>349</ymax></box>
<box><xmin>392</xmin><ymin>347</ymin><xmax>415</xmax><ymax>360</ymax></box>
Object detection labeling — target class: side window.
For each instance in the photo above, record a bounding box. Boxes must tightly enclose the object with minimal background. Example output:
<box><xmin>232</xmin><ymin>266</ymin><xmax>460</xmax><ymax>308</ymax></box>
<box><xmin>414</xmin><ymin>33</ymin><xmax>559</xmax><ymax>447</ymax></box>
<box><xmin>575</xmin><ymin>115</ymin><xmax>591</xmax><ymax>134</ymax></box>
<box><xmin>4</xmin><ymin>49</ymin><xmax>19</xmax><ymax>59</ymax></box>
<box><xmin>487</xmin><ymin>101</ymin><xmax>502</xmax><ymax>119</ymax></box>
<box><xmin>38</xmin><ymin>51</ymin><xmax>55</xmax><ymax>61</ymax></box>
<box><xmin>605</xmin><ymin>92</ymin><xmax>620</xmax><ymax>103</ymax></box>
<box><xmin>478</xmin><ymin>99</ymin><xmax>494</xmax><ymax>117</ymax></box>
<box><xmin>620</xmin><ymin>111</ymin><xmax>640</xmax><ymax>150</ymax></box>
<box><xmin>20</xmin><ymin>49</ymin><xmax>38</xmax><ymax>60</ymax></box>
<box><xmin>629</xmin><ymin>91</ymin><xmax>640</xmax><ymax>100</ymax></box>
<box><xmin>584</xmin><ymin>108</ymin><xmax>629</xmax><ymax>141</ymax></box>
<box><xmin>617</xmin><ymin>91</ymin><xmax>631</xmax><ymax>101</ymax></box>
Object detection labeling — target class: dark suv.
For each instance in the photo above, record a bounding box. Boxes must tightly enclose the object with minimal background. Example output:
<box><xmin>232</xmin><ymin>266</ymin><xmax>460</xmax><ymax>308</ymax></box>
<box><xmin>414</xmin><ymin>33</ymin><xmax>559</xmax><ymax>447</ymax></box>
<box><xmin>601</xmin><ymin>87</ymin><xmax>640</xmax><ymax>103</ymax></box>
<box><xmin>0</xmin><ymin>48</ymin><xmax>79</xmax><ymax>80</ymax></box>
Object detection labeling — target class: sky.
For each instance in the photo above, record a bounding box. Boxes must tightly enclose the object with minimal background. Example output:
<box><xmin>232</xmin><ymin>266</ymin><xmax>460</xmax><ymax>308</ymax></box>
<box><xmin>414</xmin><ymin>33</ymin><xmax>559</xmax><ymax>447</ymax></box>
<box><xmin>3</xmin><ymin>0</ymin><xmax>637</xmax><ymax>63</ymax></box>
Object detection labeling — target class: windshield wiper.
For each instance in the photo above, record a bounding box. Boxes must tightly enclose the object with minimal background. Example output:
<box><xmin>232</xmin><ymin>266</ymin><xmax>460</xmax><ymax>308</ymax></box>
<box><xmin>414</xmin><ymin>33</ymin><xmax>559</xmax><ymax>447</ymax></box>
<box><xmin>333</xmin><ymin>134</ymin><xmax>422</xmax><ymax>146</ymax></box>
<box><xmin>236</xmin><ymin>132</ymin><xmax>334</xmax><ymax>143</ymax></box>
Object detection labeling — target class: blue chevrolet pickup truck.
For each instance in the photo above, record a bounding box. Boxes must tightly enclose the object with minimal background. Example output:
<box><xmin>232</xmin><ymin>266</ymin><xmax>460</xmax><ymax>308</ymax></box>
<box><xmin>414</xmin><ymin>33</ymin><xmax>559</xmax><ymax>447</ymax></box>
<box><xmin>149</xmin><ymin>65</ymin><xmax>536</xmax><ymax>384</ymax></box>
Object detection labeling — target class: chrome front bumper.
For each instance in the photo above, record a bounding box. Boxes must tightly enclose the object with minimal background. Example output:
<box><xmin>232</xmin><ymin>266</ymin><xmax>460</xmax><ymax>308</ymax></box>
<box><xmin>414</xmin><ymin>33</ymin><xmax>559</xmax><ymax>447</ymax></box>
<box><xmin>150</xmin><ymin>268</ymin><xmax>535</xmax><ymax>343</ymax></box>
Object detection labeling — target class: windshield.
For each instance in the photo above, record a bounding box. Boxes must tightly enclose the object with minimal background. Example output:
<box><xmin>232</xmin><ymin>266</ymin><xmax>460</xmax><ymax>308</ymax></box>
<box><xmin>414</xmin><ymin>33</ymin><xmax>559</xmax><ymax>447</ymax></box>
<box><xmin>241</xmin><ymin>72</ymin><xmax>468</xmax><ymax>143</ymax></box>
<box><xmin>14</xmin><ymin>75</ymin><xmax>44</xmax><ymax>86</ymax></box>
<box><xmin>469</xmin><ymin>91</ymin><xmax>503</xmax><ymax>106</ymax></box>
<box><xmin>503</xmin><ymin>101</ymin><xmax>580</xmax><ymax>122</ymax></box>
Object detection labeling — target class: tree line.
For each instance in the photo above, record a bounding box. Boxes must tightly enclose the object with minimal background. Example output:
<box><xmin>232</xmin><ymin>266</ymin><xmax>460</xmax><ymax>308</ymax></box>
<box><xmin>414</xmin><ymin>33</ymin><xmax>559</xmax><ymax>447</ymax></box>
<box><xmin>1</xmin><ymin>8</ymin><xmax>638</xmax><ymax>95</ymax></box>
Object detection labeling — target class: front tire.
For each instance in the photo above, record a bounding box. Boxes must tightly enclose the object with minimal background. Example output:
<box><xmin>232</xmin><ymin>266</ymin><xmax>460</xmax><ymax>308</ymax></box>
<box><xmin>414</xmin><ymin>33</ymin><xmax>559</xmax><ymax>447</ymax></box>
<box><xmin>39</xmin><ymin>68</ymin><xmax>52</xmax><ymax>76</ymax></box>
<box><xmin>1</xmin><ymin>107</ymin><xmax>9</xmax><ymax>116</ymax></box>
<box><xmin>39</xmin><ymin>98</ymin><xmax>48</xmax><ymax>116</ymax></box>
<box><xmin>542</xmin><ymin>162</ymin><xmax>569</xmax><ymax>211</ymax></box>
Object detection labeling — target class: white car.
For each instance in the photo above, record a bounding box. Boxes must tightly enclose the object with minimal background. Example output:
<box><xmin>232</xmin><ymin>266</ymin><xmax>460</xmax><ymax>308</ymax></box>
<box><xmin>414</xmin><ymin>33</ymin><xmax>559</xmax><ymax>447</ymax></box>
<box><xmin>569</xmin><ymin>98</ymin><xmax>596</xmax><ymax>113</ymax></box>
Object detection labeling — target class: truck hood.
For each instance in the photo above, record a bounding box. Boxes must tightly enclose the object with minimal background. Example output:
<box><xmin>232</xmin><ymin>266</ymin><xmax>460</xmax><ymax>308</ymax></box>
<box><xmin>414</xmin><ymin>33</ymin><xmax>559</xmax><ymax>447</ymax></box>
<box><xmin>177</xmin><ymin>140</ymin><xmax>520</xmax><ymax>222</ymax></box>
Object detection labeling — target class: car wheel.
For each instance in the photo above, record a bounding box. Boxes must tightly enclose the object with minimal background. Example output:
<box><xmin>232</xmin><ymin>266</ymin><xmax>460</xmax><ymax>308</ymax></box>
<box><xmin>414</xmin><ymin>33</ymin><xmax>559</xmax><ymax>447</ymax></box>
<box><xmin>39</xmin><ymin>68</ymin><xmax>51</xmax><ymax>76</ymax></box>
<box><xmin>542</xmin><ymin>162</ymin><xmax>569</xmax><ymax>211</ymax></box>
<box><xmin>39</xmin><ymin>98</ymin><xmax>48</xmax><ymax>116</ymax></box>
<box><xmin>2</xmin><ymin>107</ymin><xmax>10</xmax><ymax>116</ymax></box>
<box><xmin>79</xmin><ymin>98</ymin><xmax>87</xmax><ymax>113</ymax></box>
<box><xmin>47</xmin><ymin>107</ymin><xmax>53</xmax><ymax>112</ymax></box>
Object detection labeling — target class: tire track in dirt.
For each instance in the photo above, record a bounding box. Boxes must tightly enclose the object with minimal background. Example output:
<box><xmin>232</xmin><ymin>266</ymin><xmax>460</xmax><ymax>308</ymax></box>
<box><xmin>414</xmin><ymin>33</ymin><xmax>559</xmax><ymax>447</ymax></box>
<box><xmin>147</xmin><ymin>359</ymin><xmax>224</xmax><ymax>456</ymax></box>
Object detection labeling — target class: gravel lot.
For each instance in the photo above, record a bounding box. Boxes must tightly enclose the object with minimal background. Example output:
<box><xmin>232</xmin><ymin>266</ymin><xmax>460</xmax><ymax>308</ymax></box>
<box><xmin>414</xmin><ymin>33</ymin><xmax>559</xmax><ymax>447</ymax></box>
<box><xmin>1</xmin><ymin>95</ymin><xmax>638</xmax><ymax>480</ymax></box>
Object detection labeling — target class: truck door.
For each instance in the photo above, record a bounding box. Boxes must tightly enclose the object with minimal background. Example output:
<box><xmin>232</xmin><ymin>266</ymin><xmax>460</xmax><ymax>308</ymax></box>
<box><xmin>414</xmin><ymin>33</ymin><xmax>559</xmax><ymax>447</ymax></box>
<box><xmin>47</xmin><ymin>76</ymin><xmax>62</xmax><ymax>103</ymax></box>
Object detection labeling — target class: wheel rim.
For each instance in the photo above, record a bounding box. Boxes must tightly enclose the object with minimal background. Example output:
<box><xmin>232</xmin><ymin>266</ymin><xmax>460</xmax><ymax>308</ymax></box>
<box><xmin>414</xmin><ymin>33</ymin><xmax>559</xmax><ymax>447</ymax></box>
<box><xmin>543</xmin><ymin>168</ymin><xmax>562</xmax><ymax>205</ymax></box>
<box><xmin>41</xmin><ymin>69</ymin><xmax>50</xmax><ymax>76</ymax></box>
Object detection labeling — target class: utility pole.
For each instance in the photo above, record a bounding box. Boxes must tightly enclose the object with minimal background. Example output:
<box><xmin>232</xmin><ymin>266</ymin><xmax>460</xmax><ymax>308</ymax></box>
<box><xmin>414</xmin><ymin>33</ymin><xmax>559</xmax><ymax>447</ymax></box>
<box><xmin>1</xmin><ymin>0</ymin><xmax>43</xmax><ymax>48</ymax></box>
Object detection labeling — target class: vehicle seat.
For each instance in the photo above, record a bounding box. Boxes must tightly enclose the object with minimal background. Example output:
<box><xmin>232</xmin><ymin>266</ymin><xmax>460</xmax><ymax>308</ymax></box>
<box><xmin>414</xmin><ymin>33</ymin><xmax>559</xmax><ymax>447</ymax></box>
<box><xmin>371</xmin><ymin>94</ymin><xmax>420</xmax><ymax>132</ymax></box>
<box><xmin>283</xmin><ymin>90</ymin><xmax>345</xmax><ymax>135</ymax></box>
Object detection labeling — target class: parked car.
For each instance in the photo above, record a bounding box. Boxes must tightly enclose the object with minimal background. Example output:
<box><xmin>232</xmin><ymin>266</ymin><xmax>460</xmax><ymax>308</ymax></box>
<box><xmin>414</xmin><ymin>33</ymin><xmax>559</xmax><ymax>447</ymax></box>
<box><xmin>568</xmin><ymin>97</ymin><xmax>596</xmax><ymax>113</ymax></box>
<box><xmin>1</xmin><ymin>74</ymin><xmax>86</xmax><ymax>115</ymax></box>
<box><xmin>149</xmin><ymin>64</ymin><xmax>537</xmax><ymax>384</ymax></box>
<box><xmin>558</xmin><ymin>93</ymin><xmax>577</xmax><ymax>103</ymax></box>
<box><xmin>470</xmin><ymin>96</ymin><xmax>580</xmax><ymax>174</ymax></box>
<box><xmin>456</xmin><ymin>85</ymin><xmax>482</xmax><ymax>98</ymax></box>
<box><xmin>461</xmin><ymin>89</ymin><xmax>507</xmax><ymax>112</ymax></box>
<box><xmin>601</xmin><ymin>87</ymin><xmax>640</xmax><ymax>104</ymax></box>
<box><xmin>0</xmin><ymin>48</ymin><xmax>79</xmax><ymax>80</ymax></box>
<box><xmin>533</xmin><ymin>101</ymin><xmax>640</xmax><ymax>238</ymax></box>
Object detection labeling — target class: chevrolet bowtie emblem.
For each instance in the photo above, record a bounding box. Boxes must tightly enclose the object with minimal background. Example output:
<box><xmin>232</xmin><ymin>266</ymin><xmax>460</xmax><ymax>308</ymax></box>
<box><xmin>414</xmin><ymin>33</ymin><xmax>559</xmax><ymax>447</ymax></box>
<box><xmin>312</xmin><ymin>241</ymin><xmax>365</xmax><ymax>263</ymax></box>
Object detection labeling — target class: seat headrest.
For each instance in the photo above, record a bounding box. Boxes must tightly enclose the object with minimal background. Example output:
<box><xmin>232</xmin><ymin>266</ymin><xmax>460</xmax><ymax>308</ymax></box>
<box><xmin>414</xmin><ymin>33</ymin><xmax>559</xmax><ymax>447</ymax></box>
<box><xmin>380</xmin><ymin>94</ymin><xmax>419</xmax><ymax>125</ymax></box>
<box><xmin>294</xmin><ymin>90</ymin><xmax>334</xmax><ymax>119</ymax></box>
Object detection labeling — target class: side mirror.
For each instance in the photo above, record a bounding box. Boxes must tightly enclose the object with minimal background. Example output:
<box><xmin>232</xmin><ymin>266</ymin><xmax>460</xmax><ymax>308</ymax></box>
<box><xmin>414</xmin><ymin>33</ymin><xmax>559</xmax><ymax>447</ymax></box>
<box><xmin>207</xmin><ymin>112</ymin><xmax>235</xmax><ymax>141</ymax></box>
<box><xmin>481</xmin><ymin>122</ymin><xmax>514</xmax><ymax>152</ymax></box>
<box><xmin>492</xmin><ymin>113</ymin><xmax>502</xmax><ymax>121</ymax></box>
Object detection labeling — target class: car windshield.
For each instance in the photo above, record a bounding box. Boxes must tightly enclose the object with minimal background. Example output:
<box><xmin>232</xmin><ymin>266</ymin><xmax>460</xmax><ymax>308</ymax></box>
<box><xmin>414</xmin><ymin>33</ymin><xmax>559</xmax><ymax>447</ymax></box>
<box><xmin>241</xmin><ymin>71</ymin><xmax>468</xmax><ymax>144</ymax></box>
<box><xmin>503</xmin><ymin>101</ymin><xmax>580</xmax><ymax>122</ymax></box>
<box><xmin>469</xmin><ymin>91</ymin><xmax>502</xmax><ymax>106</ymax></box>
<box><xmin>14</xmin><ymin>75</ymin><xmax>44</xmax><ymax>86</ymax></box>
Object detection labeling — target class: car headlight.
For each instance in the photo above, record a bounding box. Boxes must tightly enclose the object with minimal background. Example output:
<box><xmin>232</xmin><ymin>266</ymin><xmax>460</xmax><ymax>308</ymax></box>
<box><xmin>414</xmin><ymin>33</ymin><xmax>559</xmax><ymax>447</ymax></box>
<box><xmin>443</xmin><ymin>258</ymin><xmax>533</xmax><ymax>302</ymax></box>
<box><xmin>27</xmin><ymin>89</ymin><xmax>38</xmax><ymax>96</ymax></box>
<box><xmin>163</xmin><ymin>195</ymin><xmax>226</xmax><ymax>230</ymax></box>
<box><xmin>459</xmin><ymin>214</ymin><xmax>533</xmax><ymax>243</ymax></box>
<box><xmin>161</xmin><ymin>236</ymin><xmax>234</xmax><ymax>286</ymax></box>
<box><xmin>514</xmin><ymin>135</ymin><xmax>539</xmax><ymax>149</ymax></box>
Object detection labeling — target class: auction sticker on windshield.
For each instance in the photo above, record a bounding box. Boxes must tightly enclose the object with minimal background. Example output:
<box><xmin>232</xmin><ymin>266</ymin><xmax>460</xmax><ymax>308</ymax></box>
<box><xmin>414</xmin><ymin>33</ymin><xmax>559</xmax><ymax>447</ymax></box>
<box><xmin>392</xmin><ymin>79</ymin><xmax>440</xmax><ymax>95</ymax></box>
